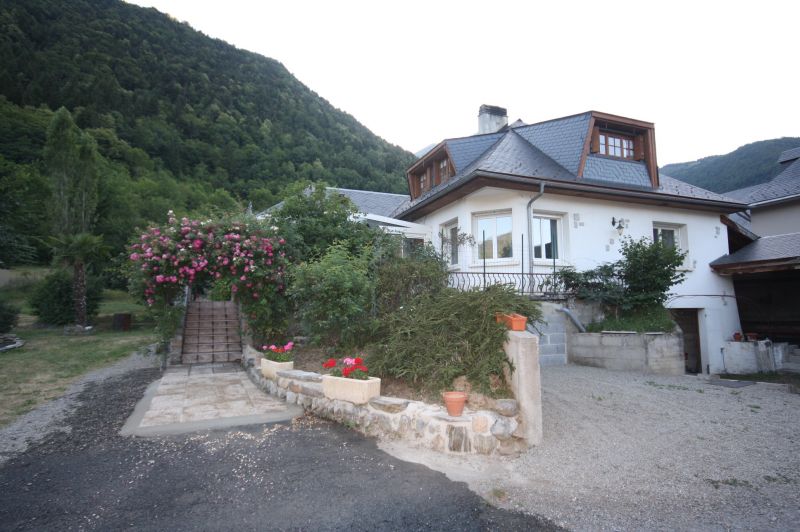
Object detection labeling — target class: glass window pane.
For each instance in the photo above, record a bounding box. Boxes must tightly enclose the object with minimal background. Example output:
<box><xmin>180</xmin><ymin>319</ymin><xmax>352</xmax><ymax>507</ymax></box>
<box><xmin>496</xmin><ymin>215</ymin><xmax>513</xmax><ymax>258</ymax></box>
<box><xmin>533</xmin><ymin>218</ymin><xmax>543</xmax><ymax>258</ymax></box>
<box><xmin>661</xmin><ymin>229</ymin><xmax>676</xmax><ymax>249</ymax></box>
<box><xmin>477</xmin><ymin>218</ymin><xmax>494</xmax><ymax>259</ymax></box>
<box><xmin>549</xmin><ymin>219</ymin><xmax>559</xmax><ymax>259</ymax></box>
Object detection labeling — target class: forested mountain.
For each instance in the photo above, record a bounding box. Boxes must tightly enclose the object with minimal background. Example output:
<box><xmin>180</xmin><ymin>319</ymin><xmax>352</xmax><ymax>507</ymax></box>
<box><xmin>661</xmin><ymin>137</ymin><xmax>800</xmax><ymax>193</ymax></box>
<box><xmin>0</xmin><ymin>0</ymin><xmax>414</xmax><ymax>265</ymax></box>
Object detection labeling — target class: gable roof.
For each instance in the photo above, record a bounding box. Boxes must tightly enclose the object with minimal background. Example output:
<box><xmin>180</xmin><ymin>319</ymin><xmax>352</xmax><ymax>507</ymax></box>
<box><xmin>725</xmin><ymin>146</ymin><xmax>800</xmax><ymax>207</ymax></box>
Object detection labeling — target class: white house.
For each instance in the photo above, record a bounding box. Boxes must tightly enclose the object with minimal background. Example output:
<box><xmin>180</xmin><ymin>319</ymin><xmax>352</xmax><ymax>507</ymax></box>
<box><xmin>390</xmin><ymin>105</ymin><xmax>746</xmax><ymax>375</ymax></box>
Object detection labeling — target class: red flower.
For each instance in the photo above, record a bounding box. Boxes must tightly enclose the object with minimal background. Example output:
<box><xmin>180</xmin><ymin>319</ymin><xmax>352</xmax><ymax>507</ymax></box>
<box><xmin>342</xmin><ymin>366</ymin><xmax>354</xmax><ymax>377</ymax></box>
<box><xmin>354</xmin><ymin>357</ymin><xmax>363</xmax><ymax>365</ymax></box>
<box><xmin>322</xmin><ymin>358</ymin><xmax>337</xmax><ymax>369</ymax></box>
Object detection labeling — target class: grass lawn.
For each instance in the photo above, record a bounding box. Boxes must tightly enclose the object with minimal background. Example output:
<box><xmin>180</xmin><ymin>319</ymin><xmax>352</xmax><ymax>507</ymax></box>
<box><xmin>719</xmin><ymin>371</ymin><xmax>800</xmax><ymax>388</ymax></box>
<box><xmin>1</xmin><ymin>282</ymin><xmax>155</xmax><ymax>427</ymax></box>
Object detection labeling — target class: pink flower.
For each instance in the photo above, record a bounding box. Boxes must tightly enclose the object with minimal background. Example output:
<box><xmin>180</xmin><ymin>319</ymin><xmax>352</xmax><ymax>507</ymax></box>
<box><xmin>130</xmin><ymin>253</ymin><xmax>140</xmax><ymax>261</ymax></box>
<box><xmin>155</xmin><ymin>275</ymin><xmax>165</xmax><ymax>283</ymax></box>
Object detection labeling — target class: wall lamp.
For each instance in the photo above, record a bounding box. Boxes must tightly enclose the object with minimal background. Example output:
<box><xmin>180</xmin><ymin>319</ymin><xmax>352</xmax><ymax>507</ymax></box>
<box><xmin>611</xmin><ymin>217</ymin><xmax>625</xmax><ymax>236</ymax></box>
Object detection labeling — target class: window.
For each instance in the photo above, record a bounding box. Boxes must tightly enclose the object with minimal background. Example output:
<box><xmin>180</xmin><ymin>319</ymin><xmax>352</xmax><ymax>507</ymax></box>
<box><xmin>652</xmin><ymin>222</ymin><xmax>687</xmax><ymax>251</ymax></box>
<box><xmin>532</xmin><ymin>215</ymin><xmax>559</xmax><ymax>260</ymax></box>
<box><xmin>441</xmin><ymin>221</ymin><xmax>459</xmax><ymax>265</ymax></box>
<box><xmin>438</xmin><ymin>159</ymin><xmax>450</xmax><ymax>182</ymax></box>
<box><xmin>402</xmin><ymin>237</ymin><xmax>424</xmax><ymax>257</ymax></box>
<box><xmin>653</xmin><ymin>226</ymin><xmax>676</xmax><ymax>249</ymax></box>
<box><xmin>599</xmin><ymin>133</ymin><xmax>634</xmax><ymax>159</ymax></box>
<box><xmin>475</xmin><ymin>212</ymin><xmax>513</xmax><ymax>260</ymax></box>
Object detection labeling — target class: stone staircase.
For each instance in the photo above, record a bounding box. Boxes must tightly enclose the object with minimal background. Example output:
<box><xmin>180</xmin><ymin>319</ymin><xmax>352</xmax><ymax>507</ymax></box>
<box><xmin>180</xmin><ymin>300</ymin><xmax>243</xmax><ymax>364</ymax></box>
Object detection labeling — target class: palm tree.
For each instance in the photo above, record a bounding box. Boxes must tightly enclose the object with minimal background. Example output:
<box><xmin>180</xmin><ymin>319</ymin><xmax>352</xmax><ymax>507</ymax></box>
<box><xmin>50</xmin><ymin>233</ymin><xmax>107</xmax><ymax>327</ymax></box>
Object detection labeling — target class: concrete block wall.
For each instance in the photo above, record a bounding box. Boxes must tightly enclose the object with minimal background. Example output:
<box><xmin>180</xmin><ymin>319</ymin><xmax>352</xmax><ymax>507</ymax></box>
<box><xmin>570</xmin><ymin>331</ymin><xmax>684</xmax><ymax>375</ymax></box>
<box><xmin>536</xmin><ymin>301</ymin><xmax>568</xmax><ymax>366</ymax></box>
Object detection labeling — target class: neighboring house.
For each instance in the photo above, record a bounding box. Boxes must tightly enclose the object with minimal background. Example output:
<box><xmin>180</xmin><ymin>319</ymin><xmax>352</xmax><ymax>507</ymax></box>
<box><xmin>712</xmin><ymin>147</ymin><xmax>800</xmax><ymax>344</ymax></box>
<box><xmin>260</xmin><ymin>186</ymin><xmax>430</xmax><ymax>247</ymax></box>
<box><xmin>391</xmin><ymin>105</ymin><xmax>746</xmax><ymax>375</ymax></box>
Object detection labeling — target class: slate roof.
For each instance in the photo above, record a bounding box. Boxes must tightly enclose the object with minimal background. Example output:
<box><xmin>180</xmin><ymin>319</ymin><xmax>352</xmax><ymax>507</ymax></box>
<box><xmin>397</xmin><ymin>112</ymin><xmax>745</xmax><ymax>218</ymax></box>
<box><xmin>777</xmin><ymin>147</ymin><xmax>800</xmax><ymax>164</ymax></box>
<box><xmin>583</xmin><ymin>156</ymin><xmax>651</xmax><ymax>188</ymax></box>
<box><xmin>725</xmin><ymin>147</ymin><xmax>800</xmax><ymax>205</ymax></box>
<box><xmin>260</xmin><ymin>187</ymin><xmax>409</xmax><ymax>218</ymax></box>
<box><xmin>447</xmin><ymin>132</ymin><xmax>505</xmax><ymax>173</ymax></box>
<box><xmin>513</xmin><ymin>112</ymin><xmax>592</xmax><ymax>174</ymax></box>
<box><xmin>710</xmin><ymin>232</ymin><xmax>800</xmax><ymax>267</ymax></box>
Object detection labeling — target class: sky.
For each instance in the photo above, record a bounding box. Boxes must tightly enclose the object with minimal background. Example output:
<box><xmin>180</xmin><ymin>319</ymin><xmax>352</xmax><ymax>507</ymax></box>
<box><xmin>128</xmin><ymin>0</ymin><xmax>798</xmax><ymax>165</ymax></box>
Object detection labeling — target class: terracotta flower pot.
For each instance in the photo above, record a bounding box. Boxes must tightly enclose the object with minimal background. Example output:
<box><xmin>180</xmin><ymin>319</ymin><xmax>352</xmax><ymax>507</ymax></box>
<box><xmin>732</xmin><ymin>332</ymin><xmax>742</xmax><ymax>342</ymax></box>
<box><xmin>495</xmin><ymin>312</ymin><xmax>527</xmax><ymax>331</ymax></box>
<box><xmin>442</xmin><ymin>391</ymin><xmax>467</xmax><ymax>417</ymax></box>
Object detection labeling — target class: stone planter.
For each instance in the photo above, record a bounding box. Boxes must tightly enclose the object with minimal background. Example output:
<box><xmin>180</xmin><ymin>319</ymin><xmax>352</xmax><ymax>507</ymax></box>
<box><xmin>322</xmin><ymin>375</ymin><xmax>381</xmax><ymax>404</ymax></box>
<box><xmin>261</xmin><ymin>359</ymin><xmax>294</xmax><ymax>380</ymax></box>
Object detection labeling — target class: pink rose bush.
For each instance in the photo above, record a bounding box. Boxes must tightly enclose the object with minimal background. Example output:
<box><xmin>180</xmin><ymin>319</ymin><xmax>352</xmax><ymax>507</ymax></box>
<box><xmin>128</xmin><ymin>212</ymin><xmax>291</xmax><ymax>339</ymax></box>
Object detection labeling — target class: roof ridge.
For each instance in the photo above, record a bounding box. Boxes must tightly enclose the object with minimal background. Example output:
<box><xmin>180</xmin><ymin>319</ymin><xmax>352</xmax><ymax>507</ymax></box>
<box><xmin>328</xmin><ymin>186</ymin><xmax>408</xmax><ymax>197</ymax></box>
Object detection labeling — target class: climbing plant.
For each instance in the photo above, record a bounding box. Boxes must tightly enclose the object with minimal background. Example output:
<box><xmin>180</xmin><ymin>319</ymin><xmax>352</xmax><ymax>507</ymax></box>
<box><xmin>127</xmin><ymin>211</ymin><xmax>291</xmax><ymax>343</ymax></box>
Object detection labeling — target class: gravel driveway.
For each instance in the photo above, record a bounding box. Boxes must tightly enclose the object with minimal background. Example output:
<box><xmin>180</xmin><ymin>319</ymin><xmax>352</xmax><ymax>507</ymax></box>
<box><xmin>0</xmin><ymin>363</ymin><xmax>558</xmax><ymax>531</ymax></box>
<box><xmin>391</xmin><ymin>366</ymin><xmax>800</xmax><ymax>531</ymax></box>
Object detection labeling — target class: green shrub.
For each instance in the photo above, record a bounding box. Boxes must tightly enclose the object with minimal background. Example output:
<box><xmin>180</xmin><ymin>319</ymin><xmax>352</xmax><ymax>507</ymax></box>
<box><xmin>208</xmin><ymin>277</ymin><xmax>232</xmax><ymax>301</ymax></box>
<box><xmin>585</xmin><ymin>306</ymin><xmax>675</xmax><ymax>333</ymax></box>
<box><xmin>290</xmin><ymin>243</ymin><xmax>374</xmax><ymax>348</ymax></box>
<box><xmin>374</xmin><ymin>243</ymin><xmax>448</xmax><ymax>315</ymax></box>
<box><xmin>28</xmin><ymin>269</ymin><xmax>103</xmax><ymax>325</ymax></box>
<box><xmin>370</xmin><ymin>285</ymin><xmax>542</xmax><ymax>394</ymax></box>
<box><xmin>0</xmin><ymin>300</ymin><xmax>19</xmax><ymax>333</ymax></box>
<box><xmin>557</xmin><ymin>237</ymin><xmax>686</xmax><ymax>315</ymax></box>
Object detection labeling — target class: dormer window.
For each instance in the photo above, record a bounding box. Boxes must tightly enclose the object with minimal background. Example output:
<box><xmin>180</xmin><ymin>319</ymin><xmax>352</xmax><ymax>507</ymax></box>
<box><xmin>599</xmin><ymin>133</ymin><xmax>634</xmax><ymax>159</ymax></box>
<box><xmin>438</xmin><ymin>159</ymin><xmax>450</xmax><ymax>182</ymax></box>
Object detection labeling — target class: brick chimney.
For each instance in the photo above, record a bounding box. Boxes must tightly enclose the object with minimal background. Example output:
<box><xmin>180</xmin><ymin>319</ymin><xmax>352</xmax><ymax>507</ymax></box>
<box><xmin>478</xmin><ymin>104</ymin><xmax>508</xmax><ymax>134</ymax></box>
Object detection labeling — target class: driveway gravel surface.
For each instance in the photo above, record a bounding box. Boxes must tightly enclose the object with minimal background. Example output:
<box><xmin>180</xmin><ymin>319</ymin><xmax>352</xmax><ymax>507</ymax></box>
<box><xmin>0</xmin><ymin>362</ymin><xmax>558</xmax><ymax>531</ymax></box>
<box><xmin>391</xmin><ymin>366</ymin><xmax>800</xmax><ymax>531</ymax></box>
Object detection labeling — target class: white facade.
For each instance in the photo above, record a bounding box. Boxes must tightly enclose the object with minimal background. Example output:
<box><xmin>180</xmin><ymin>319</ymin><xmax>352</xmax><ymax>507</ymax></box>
<box><xmin>412</xmin><ymin>186</ymin><xmax>741</xmax><ymax>374</ymax></box>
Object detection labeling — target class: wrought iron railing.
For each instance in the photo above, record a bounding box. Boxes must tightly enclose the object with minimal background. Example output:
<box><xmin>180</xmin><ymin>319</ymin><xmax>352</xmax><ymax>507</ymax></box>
<box><xmin>447</xmin><ymin>271</ymin><xmax>572</xmax><ymax>297</ymax></box>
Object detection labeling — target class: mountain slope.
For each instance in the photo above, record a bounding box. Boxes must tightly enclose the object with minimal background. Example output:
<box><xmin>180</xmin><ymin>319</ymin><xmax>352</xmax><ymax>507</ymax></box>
<box><xmin>661</xmin><ymin>138</ymin><xmax>800</xmax><ymax>193</ymax></box>
<box><xmin>0</xmin><ymin>0</ymin><xmax>413</xmax><ymax>199</ymax></box>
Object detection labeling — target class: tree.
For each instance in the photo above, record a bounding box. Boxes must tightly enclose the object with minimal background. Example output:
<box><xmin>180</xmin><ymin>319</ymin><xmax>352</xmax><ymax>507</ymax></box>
<box><xmin>44</xmin><ymin>107</ymin><xmax>99</xmax><ymax>235</ymax></box>
<box><xmin>50</xmin><ymin>233</ymin><xmax>107</xmax><ymax>327</ymax></box>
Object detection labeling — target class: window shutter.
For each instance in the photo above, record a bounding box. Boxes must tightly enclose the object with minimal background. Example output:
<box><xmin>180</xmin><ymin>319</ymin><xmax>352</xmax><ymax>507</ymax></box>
<box><xmin>590</xmin><ymin>126</ymin><xmax>600</xmax><ymax>153</ymax></box>
<box><xmin>634</xmin><ymin>134</ymin><xmax>645</xmax><ymax>161</ymax></box>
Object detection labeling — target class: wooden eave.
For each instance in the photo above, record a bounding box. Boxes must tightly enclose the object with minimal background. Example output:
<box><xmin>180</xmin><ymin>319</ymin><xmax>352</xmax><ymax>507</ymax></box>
<box><xmin>711</xmin><ymin>257</ymin><xmax>800</xmax><ymax>275</ymax></box>
<box><xmin>399</xmin><ymin>170</ymin><xmax>746</xmax><ymax>221</ymax></box>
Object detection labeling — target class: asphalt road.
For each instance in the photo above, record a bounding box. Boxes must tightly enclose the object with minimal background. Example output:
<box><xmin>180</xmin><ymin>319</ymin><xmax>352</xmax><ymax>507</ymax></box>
<box><xmin>0</xmin><ymin>367</ymin><xmax>560</xmax><ymax>531</ymax></box>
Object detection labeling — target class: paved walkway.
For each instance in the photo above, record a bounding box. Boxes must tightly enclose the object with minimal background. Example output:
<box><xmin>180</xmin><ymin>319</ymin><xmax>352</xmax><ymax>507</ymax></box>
<box><xmin>121</xmin><ymin>363</ymin><xmax>301</xmax><ymax>436</ymax></box>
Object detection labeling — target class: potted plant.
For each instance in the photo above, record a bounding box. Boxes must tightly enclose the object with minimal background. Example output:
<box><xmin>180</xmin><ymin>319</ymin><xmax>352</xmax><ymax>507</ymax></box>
<box><xmin>496</xmin><ymin>312</ymin><xmax>527</xmax><ymax>331</ymax></box>
<box><xmin>442</xmin><ymin>391</ymin><xmax>468</xmax><ymax>417</ymax></box>
<box><xmin>321</xmin><ymin>356</ymin><xmax>380</xmax><ymax>404</ymax></box>
<box><xmin>260</xmin><ymin>341</ymin><xmax>294</xmax><ymax>380</ymax></box>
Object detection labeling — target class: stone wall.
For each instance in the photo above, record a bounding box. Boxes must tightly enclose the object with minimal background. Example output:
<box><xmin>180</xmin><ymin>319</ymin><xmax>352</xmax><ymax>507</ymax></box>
<box><xmin>241</xmin><ymin>331</ymin><xmax>542</xmax><ymax>456</ymax></box>
<box><xmin>569</xmin><ymin>331</ymin><xmax>684</xmax><ymax>375</ymax></box>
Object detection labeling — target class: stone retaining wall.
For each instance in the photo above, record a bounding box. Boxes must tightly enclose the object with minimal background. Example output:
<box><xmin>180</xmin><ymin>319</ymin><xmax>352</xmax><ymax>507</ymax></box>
<box><xmin>569</xmin><ymin>331</ymin><xmax>684</xmax><ymax>375</ymax></box>
<box><xmin>241</xmin><ymin>331</ymin><xmax>542</xmax><ymax>456</ymax></box>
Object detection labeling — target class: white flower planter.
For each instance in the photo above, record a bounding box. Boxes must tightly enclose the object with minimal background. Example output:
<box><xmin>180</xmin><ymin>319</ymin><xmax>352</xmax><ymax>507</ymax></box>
<box><xmin>322</xmin><ymin>375</ymin><xmax>381</xmax><ymax>405</ymax></box>
<box><xmin>261</xmin><ymin>359</ymin><xmax>293</xmax><ymax>380</ymax></box>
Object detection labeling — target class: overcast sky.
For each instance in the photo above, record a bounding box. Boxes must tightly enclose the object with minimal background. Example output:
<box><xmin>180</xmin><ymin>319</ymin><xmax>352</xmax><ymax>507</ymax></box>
<box><xmin>129</xmin><ymin>0</ymin><xmax>798</xmax><ymax>165</ymax></box>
